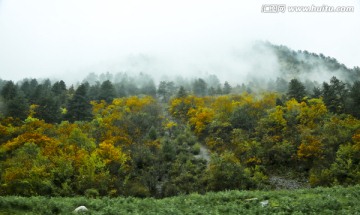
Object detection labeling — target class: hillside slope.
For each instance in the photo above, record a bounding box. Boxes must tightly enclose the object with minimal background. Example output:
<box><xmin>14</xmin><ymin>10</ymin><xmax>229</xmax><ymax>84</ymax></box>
<box><xmin>265</xmin><ymin>42</ymin><xmax>360</xmax><ymax>83</ymax></box>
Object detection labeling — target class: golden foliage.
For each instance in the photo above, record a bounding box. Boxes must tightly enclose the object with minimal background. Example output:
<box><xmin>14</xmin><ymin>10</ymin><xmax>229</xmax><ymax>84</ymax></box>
<box><xmin>96</xmin><ymin>139</ymin><xmax>128</xmax><ymax>165</ymax></box>
<box><xmin>297</xmin><ymin>135</ymin><xmax>324</xmax><ymax>160</ymax></box>
<box><xmin>188</xmin><ymin>107</ymin><xmax>215</xmax><ymax>135</ymax></box>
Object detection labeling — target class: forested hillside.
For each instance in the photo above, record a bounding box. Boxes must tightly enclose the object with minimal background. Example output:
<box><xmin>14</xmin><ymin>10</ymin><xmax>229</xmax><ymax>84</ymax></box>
<box><xmin>1</xmin><ymin>44</ymin><xmax>360</xmax><ymax>198</ymax></box>
<box><xmin>268</xmin><ymin>43</ymin><xmax>360</xmax><ymax>83</ymax></box>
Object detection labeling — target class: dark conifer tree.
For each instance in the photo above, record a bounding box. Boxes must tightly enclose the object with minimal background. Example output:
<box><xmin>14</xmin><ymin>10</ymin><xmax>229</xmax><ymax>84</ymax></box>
<box><xmin>115</xmin><ymin>84</ymin><xmax>127</xmax><ymax>98</ymax></box>
<box><xmin>65</xmin><ymin>83</ymin><xmax>92</xmax><ymax>122</ymax></box>
<box><xmin>287</xmin><ymin>78</ymin><xmax>306</xmax><ymax>102</ymax></box>
<box><xmin>157</xmin><ymin>81</ymin><xmax>168</xmax><ymax>102</ymax></box>
<box><xmin>158</xmin><ymin>81</ymin><xmax>176</xmax><ymax>102</ymax></box>
<box><xmin>311</xmin><ymin>87</ymin><xmax>322</xmax><ymax>98</ymax></box>
<box><xmin>349</xmin><ymin>81</ymin><xmax>360</xmax><ymax>118</ymax></box>
<box><xmin>1</xmin><ymin>81</ymin><xmax>17</xmax><ymax>101</ymax></box>
<box><xmin>1</xmin><ymin>82</ymin><xmax>29</xmax><ymax>120</ymax></box>
<box><xmin>322</xmin><ymin>77</ymin><xmax>348</xmax><ymax>114</ymax></box>
<box><xmin>141</xmin><ymin>80</ymin><xmax>157</xmax><ymax>97</ymax></box>
<box><xmin>176</xmin><ymin>86</ymin><xmax>187</xmax><ymax>98</ymax></box>
<box><xmin>223</xmin><ymin>81</ymin><xmax>232</xmax><ymax>94</ymax></box>
<box><xmin>216</xmin><ymin>86</ymin><xmax>223</xmax><ymax>95</ymax></box>
<box><xmin>6</xmin><ymin>92</ymin><xmax>29</xmax><ymax>120</ymax></box>
<box><xmin>52</xmin><ymin>80</ymin><xmax>67</xmax><ymax>95</ymax></box>
<box><xmin>98</xmin><ymin>80</ymin><xmax>116</xmax><ymax>103</ymax></box>
<box><xmin>208</xmin><ymin>87</ymin><xmax>216</xmax><ymax>96</ymax></box>
<box><xmin>192</xmin><ymin>78</ymin><xmax>207</xmax><ymax>96</ymax></box>
<box><xmin>35</xmin><ymin>96</ymin><xmax>62</xmax><ymax>123</ymax></box>
<box><xmin>1</xmin><ymin>81</ymin><xmax>29</xmax><ymax>120</ymax></box>
<box><xmin>275</xmin><ymin>78</ymin><xmax>288</xmax><ymax>93</ymax></box>
<box><xmin>51</xmin><ymin>80</ymin><xmax>67</xmax><ymax>105</ymax></box>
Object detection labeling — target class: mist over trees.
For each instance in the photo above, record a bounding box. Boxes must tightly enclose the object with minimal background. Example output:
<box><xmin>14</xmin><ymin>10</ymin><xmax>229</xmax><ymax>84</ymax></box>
<box><xmin>1</xmin><ymin>43</ymin><xmax>360</xmax><ymax>198</ymax></box>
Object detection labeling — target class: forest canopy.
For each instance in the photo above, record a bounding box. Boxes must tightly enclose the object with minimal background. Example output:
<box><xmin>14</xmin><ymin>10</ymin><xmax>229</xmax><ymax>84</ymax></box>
<box><xmin>1</xmin><ymin>44</ymin><xmax>360</xmax><ymax>198</ymax></box>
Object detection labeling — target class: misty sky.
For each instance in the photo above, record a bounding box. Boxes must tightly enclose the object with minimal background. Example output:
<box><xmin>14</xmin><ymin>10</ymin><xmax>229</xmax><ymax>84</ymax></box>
<box><xmin>0</xmin><ymin>0</ymin><xmax>359</xmax><ymax>83</ymax></box>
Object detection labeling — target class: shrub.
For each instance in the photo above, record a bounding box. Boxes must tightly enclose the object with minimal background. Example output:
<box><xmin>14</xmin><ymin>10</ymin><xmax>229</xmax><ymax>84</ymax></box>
<box><xmin>85</xmin><ymin>188</ymin><xmax>100</xmax><ymax>198</ymax></box>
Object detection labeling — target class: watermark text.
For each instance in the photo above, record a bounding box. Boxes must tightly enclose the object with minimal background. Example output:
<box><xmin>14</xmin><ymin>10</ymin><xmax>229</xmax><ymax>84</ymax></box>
<box><xmin>261</xmin><ymin>4</ymin><xmax>354</xmax><ymax>13</ymax></box>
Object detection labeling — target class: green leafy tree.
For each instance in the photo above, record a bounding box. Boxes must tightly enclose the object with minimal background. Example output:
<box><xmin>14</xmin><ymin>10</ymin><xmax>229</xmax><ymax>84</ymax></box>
<box><xmin>1</xmin><ymin>142</ymin><xmax>54</xmax><ymax>196</ymax></box>
<box><xmin>230</xmin><ymin>105</ymin><xmax>256</xmax><ymax>131</ymax></box>
<box><xmin>207</xmin><ymin>152</ymin><xmax>252</xmax><ymax>191</ymax></box>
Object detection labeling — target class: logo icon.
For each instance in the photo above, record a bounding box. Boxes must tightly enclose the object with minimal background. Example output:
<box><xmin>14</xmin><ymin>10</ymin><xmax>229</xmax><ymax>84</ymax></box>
<box><xmin>262</xmin><ymin>5</ymin><xmax>286</xmax><ymax>13</ymax></box>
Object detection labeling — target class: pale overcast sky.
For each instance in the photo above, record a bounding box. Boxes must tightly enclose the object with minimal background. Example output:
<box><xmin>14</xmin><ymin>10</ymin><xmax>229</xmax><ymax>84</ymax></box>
<box><xmin>0</xmin><ymin>0</ymin><xmax>359</xmax><ymax>83</ymax></box>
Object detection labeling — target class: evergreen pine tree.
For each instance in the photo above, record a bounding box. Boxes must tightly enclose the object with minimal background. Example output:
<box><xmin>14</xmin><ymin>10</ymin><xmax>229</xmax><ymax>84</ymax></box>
<box><xmin>350</xmin><ymin>81</ymin><xmax>360</xmax><ymax>118</ymax></box>
<box><xmin>98</xmin><ymin>80</ymin><xmax>116</xmax><ymax>103</ymax></box>
<box><xmin>322</xmin><ymin>77</ymin><xmax>348</xmax><ymax>114</ymax></box>
<box><xmin>287</xmin><ymin>78</ymin><xmax>306</xmax><ymax>102</ymax></box>
<box><xmin>192</xmin><ymin>78</ymin><xmax>207</xmax><ymax>96</ymax></box>
<box><xmin>65</xmin><ymin>83</ymin><xmax>92</xmax><ymax>122</ymax></box>
<box><xmin>176</xmin><ymin>86</ymin><xmax>187</xmax><ymax>98</ymax></box>
<box><xmin>223</xmin><ymin>81</ymin><xmax>232</xmax><ymax>94</ymax></box>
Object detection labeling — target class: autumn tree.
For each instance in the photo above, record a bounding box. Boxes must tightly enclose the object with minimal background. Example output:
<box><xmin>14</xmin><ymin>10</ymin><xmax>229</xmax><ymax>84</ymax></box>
<box><xmin>1</xmin><ymin>142</ymin><xmax>54</xmax><ymax>195</ymax></box>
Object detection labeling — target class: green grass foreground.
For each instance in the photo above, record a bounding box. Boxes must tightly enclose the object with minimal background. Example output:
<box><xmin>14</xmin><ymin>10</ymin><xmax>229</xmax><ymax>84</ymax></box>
<box><xmin>1</xmin><ymin>185</ymin><xmax>360</xmax><ymax>215</ymax></box>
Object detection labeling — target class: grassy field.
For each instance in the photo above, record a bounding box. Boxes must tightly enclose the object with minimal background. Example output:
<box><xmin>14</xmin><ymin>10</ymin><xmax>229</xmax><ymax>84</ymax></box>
<box><xmin>0</xmin><ymin>185</ymin><xmax>360</xmax><ymax>214</ymax></box>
